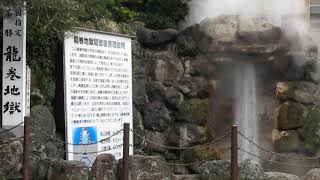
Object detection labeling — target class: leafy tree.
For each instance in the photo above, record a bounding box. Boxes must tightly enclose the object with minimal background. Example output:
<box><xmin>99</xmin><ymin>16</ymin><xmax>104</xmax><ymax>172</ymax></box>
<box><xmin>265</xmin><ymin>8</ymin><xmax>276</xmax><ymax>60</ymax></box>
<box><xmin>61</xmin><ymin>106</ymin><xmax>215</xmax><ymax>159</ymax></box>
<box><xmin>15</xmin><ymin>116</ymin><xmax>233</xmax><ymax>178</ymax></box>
<box><xmin>0</xmin><ymin>0</ymin><xmax>190</xmax><ymax>103</ymax></box>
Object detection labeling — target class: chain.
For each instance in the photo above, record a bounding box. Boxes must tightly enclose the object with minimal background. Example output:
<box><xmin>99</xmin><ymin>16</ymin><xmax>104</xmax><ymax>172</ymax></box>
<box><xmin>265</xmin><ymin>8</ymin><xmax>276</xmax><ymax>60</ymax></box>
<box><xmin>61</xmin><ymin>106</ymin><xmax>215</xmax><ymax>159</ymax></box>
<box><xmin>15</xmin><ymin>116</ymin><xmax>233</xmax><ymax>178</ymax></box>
<box><xmin>135</xmin><ymin>147</ymin><xmax>231</xmax><ymax>166</ymax></box>
<box><xmin>0</xmin><ymin>122</ymin><xmax>24</xmax><ymax>136</ymax></box>
<box><xmin>238</xmin><ymin>147</ymin><xmax>319</xmax><ymax>169</ymax></box>
<box><xmin>35</xmin><ymin>127</ymin><xmax>123</xmax><ymax>146</ymax></box>
<box><xmin>132</xmin><ymin>129</ymin><xmax>231</xmax><ymax>151</ymax></box>
<box><xmin>34</xmin><ymin>143</ymin><xmax>124</xmax><ymax>155</ymax></box>
<box><xmin>238</xmin><ymin>131</ymin><xmax>320</xmax><ymax>161</ymax></box>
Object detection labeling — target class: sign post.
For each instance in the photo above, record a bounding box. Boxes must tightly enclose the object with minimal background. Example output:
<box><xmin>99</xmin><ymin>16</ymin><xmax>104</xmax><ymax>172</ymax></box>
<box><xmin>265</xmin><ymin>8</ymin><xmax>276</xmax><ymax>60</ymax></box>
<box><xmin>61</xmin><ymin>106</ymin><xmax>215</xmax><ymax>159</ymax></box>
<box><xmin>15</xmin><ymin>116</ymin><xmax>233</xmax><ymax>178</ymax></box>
<box><xmin>64</xmin><ymin>29</ymin><xmax>133</xmax><ymax>166</ymax></box>
<box><xmin>2</xmin><ymin>4</ymin><xmax>27</xmax><ymax>129</ymax></box>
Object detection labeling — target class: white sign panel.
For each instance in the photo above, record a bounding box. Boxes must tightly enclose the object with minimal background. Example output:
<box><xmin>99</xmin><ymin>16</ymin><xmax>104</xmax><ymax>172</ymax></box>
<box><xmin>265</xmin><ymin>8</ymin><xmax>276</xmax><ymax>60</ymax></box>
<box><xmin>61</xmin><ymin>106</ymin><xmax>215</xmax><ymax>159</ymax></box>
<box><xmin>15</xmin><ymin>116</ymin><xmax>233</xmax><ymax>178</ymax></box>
<box><xmin>64</xmin><ymin>29</ymin><xmax>133</xmax><ymax>166</ymax></box>
<box><xmin>2</xmin><ymin>6</ymin><xmax>26</xmax><ymax>126</ymax></box>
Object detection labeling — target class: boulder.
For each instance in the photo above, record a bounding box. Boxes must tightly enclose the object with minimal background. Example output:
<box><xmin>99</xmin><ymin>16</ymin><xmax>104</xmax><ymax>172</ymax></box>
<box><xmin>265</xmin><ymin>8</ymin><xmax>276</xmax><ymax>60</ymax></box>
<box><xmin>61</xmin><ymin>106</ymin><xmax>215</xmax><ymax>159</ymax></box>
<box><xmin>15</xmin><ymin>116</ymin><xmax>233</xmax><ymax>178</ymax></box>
<box><xmin>297</xmin><ymin>106</ymin><xmax>320</xmax><ymax>154</ymax></box>
<box><xmin>31</xmin><ymin>88</ymin><xmax>45</xmax><ymax>107</ymax></box>
<box><xmin>146</xmin><ymin>51</ymin><xmax>184</xmax><ymax>86</ymax></box>
<box><xmin>276</xmin><ymin>81</ymin><xmax>320</xmax><ymax>104</ymax></box>
<box><xmin>30</xmin><ymin>105</ymin><xmax>56</xmax><ymax>146</ymax></box>
<box><xmin>273</xmin><ymin>130</ymin><xmax>304</xmax><ymax>153</ymax></box>
<box><xmin>36</xmin><ymin>158</ymin><xmax>90</xmax><ymax>180</ymax></box>
<box><xmin>237</xmin><ymin>16</ymin><xmax>282</xmax><ymax>44</ymax></box>
<box><xmin>199</xmin><ymin>160</ymin><xmax>264</xmax><ymax>180</ymax></box>
<box><xmin>276</xmin><ymin>101</ymin><xmax>308</xmax><ymax>131</ymax></box>
<box><xmin>168</xmin><ymin>123</ymin><xmax>209</xmax><ymax>148</ymax></box>
<box><xmin>164</xmin><ymin>87</ymin><xmax>184</xmax><ymax>108</ymax></box>
<box><xmin>177</xmin><ymin>99</ymin><xmax>210</xmax><ymax>125</ymax></box>
<box><xmin>261</xmin><ymin>172</ymin><xmax>300</xmax><ymax>180</ymax></box>
<box><xmin>0</xmin><ymin>132</ymin><xmax>23</xmax><ymax>178</ymax></box>
<box><xmin>177</xmin><ymin>77</ymin><xmax>209</xmax><ymax>98</ymax></box>
<box><xmin>137</xmin><ymin>28</ymin><xmax>178</xmax><ymax>47</ymax></box>
<box><xmin>238</xmin><ymin>159</ymin><xmax>264</xmax><ymax>180</ymax></box>
<box><xmin>143</xmin><ymin>130</ymin><xmax>168</xmax><ymax>153</ymax></box>
<box><xmin>200</xmin><ymin>15</ymin><xmax>238</xmax><ymax>45</ymax></box>
<box><xmin>146</xmin><ymin>82</ymin><xmax>166</xmax><ymax>102</ymax></box>
<box><xmin>185</xmin><ymin>56</ymin><xmax>216</xmax><ymax>78</ymax></box>
<box><xmin>181</xmin><ymin>144</ymin><xmax>222</xmax><ymax>173</ymax></box>
<box><xmin>118</xmin><ymin>155</ymin><xmax>173</xmax><ymax>180</ymax></box>
<box><xmin>302</xmin><ymin>168</ymin><xmax>320</xmax><ymax>180</ymax></box>
<box><xmin>176</xmin><ymin>24</ymin><xmax>213</xmax><ymax>56</ymax></box>
<box><xmin>91</xmin><ymin>154</ymin><xmax>117</xmax><ymax>180</ymax></box>
<box><xmin>199</xmin><ymin>160</ymin><xmax>231</xmax><ymax>180</ymax></box>
<box><xmin>199</xmin><ymin>15</ymin><xmax>285</xmax><ymax>55</ymax></box>
<box><xmin>143</xmin><ymin>101</ymin><xmax>172</xmax><ymax>132</ymax></box>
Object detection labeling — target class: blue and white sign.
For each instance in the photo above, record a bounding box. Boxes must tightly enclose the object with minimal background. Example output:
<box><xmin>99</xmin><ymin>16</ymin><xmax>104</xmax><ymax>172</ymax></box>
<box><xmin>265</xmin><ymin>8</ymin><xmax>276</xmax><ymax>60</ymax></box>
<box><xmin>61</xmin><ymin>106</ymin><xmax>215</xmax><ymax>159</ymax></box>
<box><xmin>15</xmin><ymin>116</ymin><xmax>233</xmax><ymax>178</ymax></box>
<box><xmin>64</xmin><ymin>29</ymin><xmax>133</xmax><ymax>165</ymax></box>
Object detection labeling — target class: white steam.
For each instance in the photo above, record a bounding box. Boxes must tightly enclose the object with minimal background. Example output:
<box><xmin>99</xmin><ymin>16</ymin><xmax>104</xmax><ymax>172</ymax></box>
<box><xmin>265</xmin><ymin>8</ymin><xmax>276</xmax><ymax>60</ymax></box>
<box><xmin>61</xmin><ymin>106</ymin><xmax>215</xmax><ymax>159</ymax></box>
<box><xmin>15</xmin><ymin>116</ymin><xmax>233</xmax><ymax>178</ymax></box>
<box><xmin>185</xmin><ymin>0</ymin><xmax>307</xmax><ymax>27</ymax></box>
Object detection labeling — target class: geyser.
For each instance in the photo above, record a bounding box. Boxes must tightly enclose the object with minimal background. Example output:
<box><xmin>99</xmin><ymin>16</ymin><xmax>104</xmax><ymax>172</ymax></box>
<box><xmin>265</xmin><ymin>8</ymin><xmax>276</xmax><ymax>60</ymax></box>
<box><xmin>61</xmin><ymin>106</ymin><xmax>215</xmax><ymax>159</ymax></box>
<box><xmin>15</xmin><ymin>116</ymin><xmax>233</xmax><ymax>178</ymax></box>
<box><xmin>234</xmin><ymin>63</ymin><xmax>260</xmax><ymax>161</ymax></box>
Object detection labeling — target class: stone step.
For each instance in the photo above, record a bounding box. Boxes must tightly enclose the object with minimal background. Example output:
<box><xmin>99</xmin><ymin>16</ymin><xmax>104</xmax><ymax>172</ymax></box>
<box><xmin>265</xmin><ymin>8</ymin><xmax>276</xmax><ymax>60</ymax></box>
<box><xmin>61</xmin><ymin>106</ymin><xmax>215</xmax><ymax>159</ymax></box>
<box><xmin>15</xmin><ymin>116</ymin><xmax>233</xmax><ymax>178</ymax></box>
<box><xmin>172</xmin><ymin>174</ymin><xmax>200</xmax><ymax>180</ymax></box>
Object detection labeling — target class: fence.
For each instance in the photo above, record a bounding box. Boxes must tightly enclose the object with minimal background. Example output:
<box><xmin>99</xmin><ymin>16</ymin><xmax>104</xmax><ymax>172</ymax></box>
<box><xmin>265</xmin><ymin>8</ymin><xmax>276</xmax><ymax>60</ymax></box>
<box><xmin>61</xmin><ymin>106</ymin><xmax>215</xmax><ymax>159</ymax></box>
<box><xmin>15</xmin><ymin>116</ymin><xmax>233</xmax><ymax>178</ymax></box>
<box><xmin>1</xmin><ymin>119</ymin><xmax>320</xmax><ymax>180</ymax></box>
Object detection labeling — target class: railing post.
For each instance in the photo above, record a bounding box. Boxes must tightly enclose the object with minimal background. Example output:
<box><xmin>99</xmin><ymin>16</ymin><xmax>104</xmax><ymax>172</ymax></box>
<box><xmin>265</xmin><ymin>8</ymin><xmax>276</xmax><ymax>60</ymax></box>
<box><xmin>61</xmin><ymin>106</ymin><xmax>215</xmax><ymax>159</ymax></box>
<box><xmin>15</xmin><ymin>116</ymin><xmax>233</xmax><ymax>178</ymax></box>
<box><xmin>23</xmin><ymin>116</ymin><xmax>31</xmax><ymax>180</ymax></box>
<box><xmin>123</xmin><ymin>123</ymin><xmax>130</xmax><ymax>180</ymax></box>
<box><xmin>231</xmin><ymin>125</ymin><xmax>238</xmax><ymax>180</ymax></box>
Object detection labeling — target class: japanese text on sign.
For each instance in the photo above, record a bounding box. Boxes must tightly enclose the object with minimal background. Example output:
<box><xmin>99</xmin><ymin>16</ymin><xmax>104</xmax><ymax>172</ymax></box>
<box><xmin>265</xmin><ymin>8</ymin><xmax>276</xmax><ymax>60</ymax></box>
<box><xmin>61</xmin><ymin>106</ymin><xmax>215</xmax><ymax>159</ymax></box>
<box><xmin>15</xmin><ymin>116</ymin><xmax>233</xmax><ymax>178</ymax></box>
<box><xmin>64</xmin><ymin>30</ymin><xmax>133</xmax><ymax>166</ymax></box>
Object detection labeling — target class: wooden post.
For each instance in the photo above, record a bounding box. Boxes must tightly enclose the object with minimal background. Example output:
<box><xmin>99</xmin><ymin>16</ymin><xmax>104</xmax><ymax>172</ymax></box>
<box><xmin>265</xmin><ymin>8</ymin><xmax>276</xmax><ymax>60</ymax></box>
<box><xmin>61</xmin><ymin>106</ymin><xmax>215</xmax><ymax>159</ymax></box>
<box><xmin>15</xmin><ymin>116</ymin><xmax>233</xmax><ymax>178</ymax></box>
<box><xmin>231</xmin><ymin>125</ymin><xmax>238</xmax><ymax>180</ymax></box>
<box><xmin>122</xmin><ymin>123</ymin><xmax>130</xmax><ymax>180</ymax></box>
<box><xmin>23</xmin><ymin>116</ymin><xmax>31</xmax><ymax>180</ymax></box>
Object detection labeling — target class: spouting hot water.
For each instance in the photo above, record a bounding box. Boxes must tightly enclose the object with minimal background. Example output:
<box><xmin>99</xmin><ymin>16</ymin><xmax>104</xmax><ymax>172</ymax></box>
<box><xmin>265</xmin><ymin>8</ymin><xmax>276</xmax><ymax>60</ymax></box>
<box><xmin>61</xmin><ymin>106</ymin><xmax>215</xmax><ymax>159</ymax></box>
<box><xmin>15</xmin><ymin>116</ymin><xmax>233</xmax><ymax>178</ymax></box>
<box><xmin>234</xmin><ymin>63</ymin><xmax>260</xmax><ymax>161</ymax></box>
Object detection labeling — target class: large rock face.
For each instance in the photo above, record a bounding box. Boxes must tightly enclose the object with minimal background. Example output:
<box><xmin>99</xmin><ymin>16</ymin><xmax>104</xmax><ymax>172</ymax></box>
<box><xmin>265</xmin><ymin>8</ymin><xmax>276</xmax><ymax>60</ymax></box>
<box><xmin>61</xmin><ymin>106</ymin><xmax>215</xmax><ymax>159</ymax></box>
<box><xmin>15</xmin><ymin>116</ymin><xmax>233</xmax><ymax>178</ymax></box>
<box><xmin>0</xmin><ymin>131</ymin><xmax>23</xmax><ymax>179</ymax></box>
<box><xmin>118</xmin><ymin>155</ymin><xmax>173</xmax><ymax>180</ymax></box>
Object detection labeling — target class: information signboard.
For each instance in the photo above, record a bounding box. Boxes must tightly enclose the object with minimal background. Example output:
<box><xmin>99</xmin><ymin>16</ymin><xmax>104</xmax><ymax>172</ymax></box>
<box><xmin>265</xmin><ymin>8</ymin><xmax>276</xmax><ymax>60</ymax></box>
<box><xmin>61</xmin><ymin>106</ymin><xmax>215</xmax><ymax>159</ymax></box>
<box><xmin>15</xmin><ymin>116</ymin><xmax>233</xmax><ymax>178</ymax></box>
<box><xmin>64</xmin><ymin>29</ymin><xmax>133</xmax><ymax>165</ymax></box>
<box><xmin>2</xmin><ymin>5</ymin><xmax>26</xmax><ymax>127</ymax></box>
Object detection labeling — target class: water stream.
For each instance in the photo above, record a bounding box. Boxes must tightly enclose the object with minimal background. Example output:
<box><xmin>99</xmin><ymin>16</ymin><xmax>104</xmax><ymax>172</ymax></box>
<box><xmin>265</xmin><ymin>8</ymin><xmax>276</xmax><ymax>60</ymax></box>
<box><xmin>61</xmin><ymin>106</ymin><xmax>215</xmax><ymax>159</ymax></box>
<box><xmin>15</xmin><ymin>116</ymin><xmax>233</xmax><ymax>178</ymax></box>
<box><xmin>234</xmin><ymin>63</ymin><xmax>260</xmax><ymax>161</ymax></box>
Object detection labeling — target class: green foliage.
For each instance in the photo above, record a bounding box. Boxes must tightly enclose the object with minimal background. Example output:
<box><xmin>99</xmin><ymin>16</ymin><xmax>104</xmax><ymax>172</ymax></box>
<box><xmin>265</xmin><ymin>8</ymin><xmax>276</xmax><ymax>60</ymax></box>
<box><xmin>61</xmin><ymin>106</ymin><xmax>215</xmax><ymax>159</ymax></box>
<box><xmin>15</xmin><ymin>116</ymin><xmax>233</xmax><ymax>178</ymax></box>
<box><xmin>113</xmin><ymin>0</ymin><xmax>190</xmax><ymax>29</ymax></box>
<box><xmin>26</xmin><ymin>0</ymin><xmax>83</xmax><ymax>100</ymax></box>
<box><xmin>76</xmin><ymin>0</ymin><xmax>113</xmax><ymax>22</ymax></box>
<box><xmin>0</xmin><ymin>0</ymin><xmax>190</xmax><ymax>104</ymax></box>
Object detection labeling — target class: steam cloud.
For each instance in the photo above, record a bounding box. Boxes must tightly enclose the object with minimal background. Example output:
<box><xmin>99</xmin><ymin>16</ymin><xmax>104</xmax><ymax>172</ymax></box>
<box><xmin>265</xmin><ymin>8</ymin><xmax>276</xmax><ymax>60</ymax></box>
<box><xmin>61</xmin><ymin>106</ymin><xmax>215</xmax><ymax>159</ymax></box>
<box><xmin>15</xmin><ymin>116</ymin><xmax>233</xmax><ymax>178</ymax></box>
<box><xmin>184</xmin><ymin>0</ymin><xmax>307</xmax><ymax>27</ymax></box>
